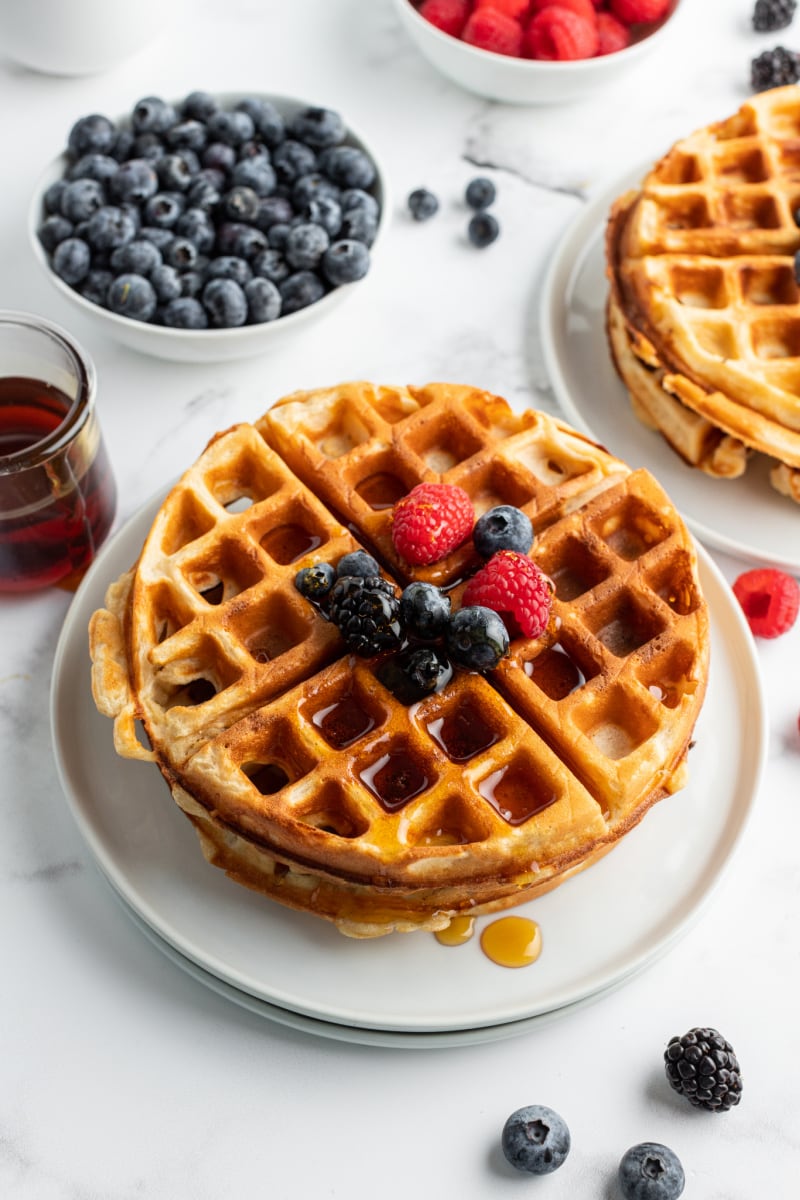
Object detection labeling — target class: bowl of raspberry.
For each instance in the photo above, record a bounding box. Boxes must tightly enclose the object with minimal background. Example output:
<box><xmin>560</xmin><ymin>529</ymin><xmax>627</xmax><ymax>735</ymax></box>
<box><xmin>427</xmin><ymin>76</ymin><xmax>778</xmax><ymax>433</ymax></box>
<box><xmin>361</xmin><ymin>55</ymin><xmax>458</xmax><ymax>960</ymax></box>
<box><xmin>392</xmin><ymin>0</ymin><xmax>682</xmax><ymax>105</ymax></box>
<box><xmin>29</xmin><ymin>92</ymin><xmax>388</xmax><ymax>362</ymax></box>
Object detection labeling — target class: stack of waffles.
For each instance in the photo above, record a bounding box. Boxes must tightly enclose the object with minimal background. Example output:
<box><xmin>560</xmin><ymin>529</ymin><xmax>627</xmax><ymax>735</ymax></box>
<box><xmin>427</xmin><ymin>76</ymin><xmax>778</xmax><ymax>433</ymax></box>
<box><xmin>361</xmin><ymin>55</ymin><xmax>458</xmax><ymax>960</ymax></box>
<box><xmin>606</xmin><ymin>85</ymin><xmax>800</xmax><ymax>503</ymax></box>
<box><xmin>89</xmin><ymin>381</ymin><xmax>709</xmax><ymax>937</ymax></box>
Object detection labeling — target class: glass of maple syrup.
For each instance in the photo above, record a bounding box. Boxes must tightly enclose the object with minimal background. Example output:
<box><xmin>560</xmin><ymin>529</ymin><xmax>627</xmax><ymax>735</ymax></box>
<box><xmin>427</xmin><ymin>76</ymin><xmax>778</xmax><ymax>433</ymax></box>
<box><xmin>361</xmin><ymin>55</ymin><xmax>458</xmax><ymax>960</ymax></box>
<box><xmin>0</xmin><ymin>311</ymin><xmax>116</xmax><ymax>592</ymax></box>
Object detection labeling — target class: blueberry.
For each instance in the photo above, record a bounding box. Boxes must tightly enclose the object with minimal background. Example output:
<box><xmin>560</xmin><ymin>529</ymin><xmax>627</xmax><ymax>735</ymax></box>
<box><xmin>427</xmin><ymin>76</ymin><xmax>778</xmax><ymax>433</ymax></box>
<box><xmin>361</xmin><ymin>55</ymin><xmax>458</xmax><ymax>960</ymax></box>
<box><xmin>38</xmin><ymin>215</ymin><xmax>74</xmax><ymax>254</ymax></box>
<box><xmin>111</xmin><ymin>129</ymin><xmax>136</xmax><ymax>162</ymax></box>
<box><xmin>143</xmin><ymin>192</ymin><xmax>185</xmax><ymax>228</ymax></box>
<box><xmin>341</xmin><ymin>188</ymin><xmax>379</xmax><ymax>218</ymax></box>
<box><xmin>110</xmin><ymin>239</ymin><xmax>162</xmax><ymax>275</ymax></box>
<box><xmin>187</xmin><ymin>177</ymin><xmax>222</xmax><ymax>212</ymax></box>
<box><xmin>108</xmin><ymin>159</ymin><xmax>158</xmax><ymax>204</ymax></box>
<box><xmin>67</xmin><ymin>114</ymin><xmax>116</xmax><ymax>158</ymax></box>
<box><xmin>150</xmin><ymin>264</ymin><xmax>182</xmax><ymax>302</ymax></box>
<box><xmin>166</xmin><ymin>119</ymin><xmax>207</xmax><ymax>153</ymax></box>
<box><xmin>53</xmin><ymin>237</ymin><xmax>91</xmax><ymax>285</ymax></box>
<box><xmin>162</xmin><ymin>297</ymin><xmax>208</xmax><ymax>328</ymax></box>
<box><xmin>289</xmin><ymin>107</ymin><xmax>346</xmax><ymax>148</ymax></box>
<box><xmin>67</xmin><ymin>153</ymin><xmax>119</xmax><ymax>184</ymax></box>
<box><xmin>273</xmin><ymin>139</ymin><xmax>317</xmax><ymax>184</ymax></box>
<box><xmin>81</xmin><ymin>268</ymin><xmax>113</xmax><ymax>307</ymax></box>
<box><xmin>400</xmin><ymin>582</ymin><xmax>451</xmax><ymax>640</ymax></box>
<box><xmin>44</xmin><ymin>181</ymin><xmax>67</xmax><ymax>215</ymax></box>
<box><xmin>295</xmin><ymin>561</ymin><xmax>335</xmax><ymax>598</ymax></box>
<box><xmin>178</xmin><ymin>270</ymin><xmax>204</xmax><ymax>298</ymax></box>
<box><xmin>300</xmin><ymin>196</ymin><xmax>342</xmax><ymax>237</ymax></box>
<box><xmin>251</xmin><ymin>100</ymin><xmax>286</xmax><ymax>148</ymax></box>
<box><xmin>207</xmin><ymin>109</ymin><xmax>255</xmax><ymax>147</ymax></box>
<box><xmin>408</xmin><ymin>188</ymin><xmax>438</xmax><ymax>222</ymax></box>
<box><xmin>244</xmin><ymin>276</ymin><xmax>282</xmax><ymax>323</ymax></box>
<box><xmin>322</xmin><ymin>238</ymin><xmax>370</xmax><ymax>285</ymax></box>
<box><xmin>207</xmin><ymin>255</ymin><xmax>252</xmax><ymax>285</ymax></box>
<box><xmin>468</xmin><ymin>212</ymin><xmax>500</xmax><ymax>248</ymax></box>
<box><xmin>318</xmin><ymin>146</ymin><xmax>375</xmax><ymax>190</ymax></box>
<box><xmin>446</xmin><ymin>606</ymin><xmax>509</xmax><ymax>671</ymax></box>
<box><xmin>165</xmin><ymin>237</ymin><xmax>200</xmax><ymax>270</ymax></box>
<box><xmin>252</xmin><ymin>248</ymin><xmax>289</xmax><ymax>284</ymax></box>
<box><xmin>176</xmin><ymin>208</ymin><xmax>216</xmax><ymax>253</ymax></box>
<box><xmin>132</xmin><ymin>131</ymin><xmax>166</xmax><ymax>162</ymax></box>
<box><xmin>182</xmin><ymin>91</ymin><xmax>219</xmax><ymax>122</ymax></box>
<box><xmin>231</xmin><ymin>159</ymin><xmax>277</xmax><ymax>197</ymax></box>
<box><xmin>119</xmin><ymin>202</ymin><xmax>142</xmax><ymax>235</ymax></box>
<box><xmin>132</xmin><ymin>96</ymin><xmax>176</xmax><ymax>135</ymax></box>
<box><xmin>501</xmin><ymin>1106</ymin><xmax>571</xmax><ymax>1176</ymax></box>
<box><xmin>223</xmin><ymin>185</ymin><xmax>261</xmax><ymax>223</ymax></box>
<box><xmin>336</xmin><ymin>550</ymin><xmax>381</xmax><ymax>578</ymax></box>
<box><xmin>60</xmin><ymin>179</ymin><xmax>105</xmax><ymax>223</ymax></box>
<box><xmin>231</xmin><ymin>225</ymin><xmax>268</xmax><ymax>260</ymax></box>
<box><xmin>268</xmin><ymin>222</ymin><xmax>292</xmax><ymax>251</ymax></box>
<box><xmin>340</xmin><ymin>205</ymin><xmax>378</xmax><ymax>246</ymax></box>
<box><xmin>618</xmin><ymin>1143</ymin><xmax>685</xmax><ymax>1200</ymax></box>
<box><xmin>202</xmin><ymin>277</ymin><xmax>248</xmax><ymax>327</ymax></box>
<box><xmin>157</xmin><ymin>154</ymin><xmax>196</xmax><ymax>193</ymax></box>
<box><xmin>203</xmin><ymin>141</ymin><xmax>237</xmax><ymax>173</ymax></box>
<box><xmin>279</xmin><ymin>270</ymin><xmax>325</xmax><ymax>313</ymax></box>
<box><xmin>465</xmin><ymin>176</ymin><xmax>496</xmax><ymax>210</ymax></box>
<box><xmin>255</xmin><ymin>195</ymin><xmax>294</xmax><ymax>231</ymax></box>
<box><xmin>473</xmin><ymin>506</ymin><xmax>533</xmax><ymax>558</ymax></box>
<box><xmin>285</xmin><ymin>222</ymin><xmax>330</xmax><ymax>270</ymax></box>
<box><xmin>86</xmin><ymin>205</ymin><xmax>137</xmax><ymax>250</ymax></box>
<box><xmin>139</xmin><ymin>225</ymin><xmax>176</xmax><ymax>253</ymax></box>
<box><xmin>292</xmin><ymin>172</ymin><xmax>340</xmax><ymax>208</ymax></box>
<box><xmin>107</xmin><ymin>273</ymin><xmax>157</xmax><ymax>322</ymax></box>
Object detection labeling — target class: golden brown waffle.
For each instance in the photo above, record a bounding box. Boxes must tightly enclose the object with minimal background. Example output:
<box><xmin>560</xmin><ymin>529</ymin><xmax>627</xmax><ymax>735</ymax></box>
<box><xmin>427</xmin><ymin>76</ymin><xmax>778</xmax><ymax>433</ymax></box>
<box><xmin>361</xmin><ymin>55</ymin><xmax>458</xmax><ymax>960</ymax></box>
<box><xmin>89</xmin><ymin>382</ymin><xmax>709</xmax><ymax>937</ymax></box>
<box><xmin>606</xmin><ymin>86</ymin><xmax>800</xmax><ymax>499</ymax></box>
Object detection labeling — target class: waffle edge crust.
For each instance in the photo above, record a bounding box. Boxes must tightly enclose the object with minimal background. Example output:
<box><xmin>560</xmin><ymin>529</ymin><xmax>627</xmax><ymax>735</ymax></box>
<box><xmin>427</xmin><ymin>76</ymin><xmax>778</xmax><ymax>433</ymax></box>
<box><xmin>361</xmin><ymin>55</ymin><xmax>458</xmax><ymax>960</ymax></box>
<box><xmin>89</xmin><ymin>382</ymin><xmax>710</xmax><ymax>937</ymax></box>
<box><xmin>606</xmin><ymin>85</ymin><xmax>800</xmax><ymax>502</ymax></box>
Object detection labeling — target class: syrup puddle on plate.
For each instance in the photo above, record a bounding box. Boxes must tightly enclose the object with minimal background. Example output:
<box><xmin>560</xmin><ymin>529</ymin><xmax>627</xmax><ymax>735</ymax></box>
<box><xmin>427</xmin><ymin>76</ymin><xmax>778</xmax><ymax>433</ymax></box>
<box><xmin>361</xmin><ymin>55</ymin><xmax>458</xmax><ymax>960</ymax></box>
<box><xmin>434</xmin><ymin>915</ymin><xmax>542</xmax><ymax>968</ymax></box>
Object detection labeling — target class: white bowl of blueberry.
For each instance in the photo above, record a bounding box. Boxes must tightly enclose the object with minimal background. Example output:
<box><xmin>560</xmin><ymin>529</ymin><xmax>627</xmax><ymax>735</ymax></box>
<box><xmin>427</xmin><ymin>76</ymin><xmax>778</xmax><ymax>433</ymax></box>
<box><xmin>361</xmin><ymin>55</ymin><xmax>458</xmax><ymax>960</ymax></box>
<box><xmin>29</xmin><ymin>91</ymin><xmax>388</xmax><ymax>363</ymax></box>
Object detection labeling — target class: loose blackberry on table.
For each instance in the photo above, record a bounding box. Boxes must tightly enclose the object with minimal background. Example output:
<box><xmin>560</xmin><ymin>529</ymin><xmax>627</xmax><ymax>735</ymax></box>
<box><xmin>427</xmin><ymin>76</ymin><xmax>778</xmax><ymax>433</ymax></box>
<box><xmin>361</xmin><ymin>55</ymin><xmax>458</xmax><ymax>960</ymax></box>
<box><xmin>750</xmin><ymin>45</ymin><xmax>800</xmax><ymax>90</ymax></box>
<box><xmin>752</xmin><ymin>0</ymin><xmax>797</xmax><ymax>32</ymax></box>
<box><xmin>664</xmin><ymin>1027</ymin><xmax>742</xmax><ymax>1112</ymax></box>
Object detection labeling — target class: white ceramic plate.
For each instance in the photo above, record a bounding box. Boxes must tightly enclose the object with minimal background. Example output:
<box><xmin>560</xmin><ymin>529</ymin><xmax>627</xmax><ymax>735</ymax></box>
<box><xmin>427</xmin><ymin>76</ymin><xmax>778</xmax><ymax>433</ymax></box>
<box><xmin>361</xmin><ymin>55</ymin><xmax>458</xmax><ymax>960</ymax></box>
<box><xmin>539</xmin><ymin>166</ymin><xmax>800</xmax><ymax>573</ymax></box>
<box><xmin>50</xmin><ymin>491</ymin><xmax>765</xmax><ymax>1035</ymax></box>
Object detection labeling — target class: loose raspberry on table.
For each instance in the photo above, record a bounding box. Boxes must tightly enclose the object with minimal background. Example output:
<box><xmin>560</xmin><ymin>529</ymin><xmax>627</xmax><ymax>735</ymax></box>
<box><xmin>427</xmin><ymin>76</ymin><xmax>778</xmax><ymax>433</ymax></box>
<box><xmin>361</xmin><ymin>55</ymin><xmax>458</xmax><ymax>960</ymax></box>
<box><xmin>391</xmin><ymin>482</ymin><xmax>475</xmax><ymax>566</ymax></box>
<box><xmin>732</xmin><ymin>568</ymin><xmax>799</xmax><ymax>638</ymax></box>
<box><xmin>529</xmin><ymin>0</ymin><xmax>598</xmax><ymax>24</ymax></box>
<box><xmin>524</xmin><ymin>7</ymin><xmax>599</xmax><ymax>60</ymax></box>
<box><xmin>462</xmin><ymin>550</ymin><xmax>553</xmax><ymax>639</ymax></box>
<box><xmin>418</xmin><ymin>0</ymin><xmax>471</xmax><ymax>37</ymax></box>
<box><xmin>610</xmin><ymin>0</ymin><xmax>671</xmax><ymax>25</ymax></box>
<box><xmin>596</xmin><ymin>11</ymin><xmax>632</xmax><ymax>52</ymax></box>
<box><xmin>462</xmin><ymin>7</ymin><xmax>525</xmax><ymax>55</ymax></box>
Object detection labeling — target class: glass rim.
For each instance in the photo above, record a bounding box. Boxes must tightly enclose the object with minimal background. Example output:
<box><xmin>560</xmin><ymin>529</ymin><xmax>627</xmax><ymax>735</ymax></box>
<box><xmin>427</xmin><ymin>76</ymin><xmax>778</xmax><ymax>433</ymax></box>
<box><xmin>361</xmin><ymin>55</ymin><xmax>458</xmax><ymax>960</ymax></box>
<box><xmin>0</xmin><ymin>309</ymin><xmax>96</xmax><ymax>474</ymax></box>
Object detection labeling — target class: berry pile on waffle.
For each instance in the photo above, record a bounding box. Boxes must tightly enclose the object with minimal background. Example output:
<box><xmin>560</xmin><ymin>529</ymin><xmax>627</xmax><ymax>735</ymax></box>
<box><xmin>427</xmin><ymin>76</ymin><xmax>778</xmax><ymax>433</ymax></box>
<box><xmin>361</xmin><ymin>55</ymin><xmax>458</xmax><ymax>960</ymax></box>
<box><xmin>606</xmin><ymin>85</ymin><xmax>800</xmax><ymax>504</ymax></box>
<box><xmin>89</xmin><ymin>381</ymin><xmax>709</xmax><ymax>937</ymax></box>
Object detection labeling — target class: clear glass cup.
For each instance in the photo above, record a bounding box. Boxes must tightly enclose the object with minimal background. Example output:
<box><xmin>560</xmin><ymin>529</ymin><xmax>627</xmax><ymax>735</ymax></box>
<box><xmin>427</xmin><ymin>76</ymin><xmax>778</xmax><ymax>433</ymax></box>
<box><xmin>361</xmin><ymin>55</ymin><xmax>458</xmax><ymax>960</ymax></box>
<box><xmin>0</xmin><ymin>311</ymin><xmax>116</xmax><ymax>592</ymax></box>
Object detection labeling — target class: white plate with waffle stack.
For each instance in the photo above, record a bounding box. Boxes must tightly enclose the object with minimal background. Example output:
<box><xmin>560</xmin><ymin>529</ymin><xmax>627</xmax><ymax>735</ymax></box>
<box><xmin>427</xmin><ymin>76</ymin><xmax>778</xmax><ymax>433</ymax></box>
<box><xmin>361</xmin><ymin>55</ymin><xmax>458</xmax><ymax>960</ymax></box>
<box><xmin>51</xmin><ymin>484</ymin><xmax>765</xmax><ymax>1040</ymax></box>
<box><xmin>540</xmin><ymin>166</ymin><xmax>800</xmax><ymax>573</ymax></box>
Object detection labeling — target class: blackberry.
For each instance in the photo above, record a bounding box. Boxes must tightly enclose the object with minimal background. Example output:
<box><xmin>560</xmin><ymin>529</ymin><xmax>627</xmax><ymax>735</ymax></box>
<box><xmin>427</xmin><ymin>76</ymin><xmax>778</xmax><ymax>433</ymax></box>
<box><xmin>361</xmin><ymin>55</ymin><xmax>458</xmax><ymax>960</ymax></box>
<box><xmin>295</xmin><ymin>562</ymin><xmax>336</xmax><ymax>599</ymax></box>
<box><xmin>618</xmin><ymin>1143</ymin><xmax>684</xmax><ymax>1200</ymax></box>
<box><xmin>328</xmin><ymin>575</ymin><xmax>402</xmax><ymax>655</ymax></box>
<box><xmin>752</xmin><ymin>0</ymin><xmax>796</xmax><ymax>31</ymax></box>
<box><xmin>377</xmin><ymin>647</ymin><xmax>453</xmax><ymax>704</ymax></box>
<box><xmin>473</xmin><ymin>505</ymin><xmax>533</xmax><ymax>558</ymax></box>
<box><xmin>751</xmin><ymin>45</ymin><xmax>800</xmax><ymax>90</ymax></box>
<box><xmin>468</xmin><ymin>212</ymin><xmax>500</xmax><ymax>248</ymax></box>
<box><xmin>408</xmin><ymin>187</ymin><xmax>439</xmax><ymax>221</ymax></box>
<box><xmin>399</xmin><ymin>582</ymin><xmax>451</xmax><ymax>640</ymax></box>
<box><xmin>501</xmin><ymin>1105</ymin><xmax>571</xmax><ymax>1176</ymax></box>
<box><xmin>664</xmin><ymin>1027</ymin><xmax>742</xmax><ymax>1112</ymax></box>
<box><xmin>465</xmin><ymin>176</ymin><xmax>496</xmax><ymax>210</ymax></box>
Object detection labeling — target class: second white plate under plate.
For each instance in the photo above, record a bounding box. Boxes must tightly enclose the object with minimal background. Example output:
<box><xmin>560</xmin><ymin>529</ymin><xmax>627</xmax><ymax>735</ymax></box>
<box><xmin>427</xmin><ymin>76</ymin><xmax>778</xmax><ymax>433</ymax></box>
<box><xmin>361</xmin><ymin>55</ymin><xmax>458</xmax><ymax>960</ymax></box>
<box><xmin>540</xmin><ymin>166</ymin><xmax>800</xmax><ymax>572</ymax></box>
<box><xmin>51</xmin><ymin>492</ymin><xmax>765</xmax><ymax>1036</ymax></box>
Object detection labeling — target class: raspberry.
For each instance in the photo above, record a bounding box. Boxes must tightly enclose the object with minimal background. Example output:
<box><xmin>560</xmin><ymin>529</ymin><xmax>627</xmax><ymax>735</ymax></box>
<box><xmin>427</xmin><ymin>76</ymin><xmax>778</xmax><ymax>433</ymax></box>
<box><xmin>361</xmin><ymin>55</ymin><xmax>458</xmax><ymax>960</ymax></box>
<box><xmin>529</xmin><ymin>0</ymin><xmax>598</xmax><ymax>23</ymax></box>
<box><xmin>418</xmin><ymin>0</ymin><xmax>471</xmax><ymax>37</ymax></box>
<box><xmin>610</xmin><ymin>0</ymin><xmax>671</xmax><ymax>24</ymax></box>
<box><xmin>391</xmin><ymin>482</ymin><xmax>474</xmax><ymax>566</ymax></box>
<box><xmin>524</xmin><ymin>8</ymin><xmax>599</xmax><ymax>59</ymax></box>
<box><xmin>462</xmin><ymin>550</ymin><xmax>553</xmax><ymax>639</ymax></box>
<box><xmin>462</xmin><ymin>8</ymin><xmax>525</xmax><ymax>55</ymax></box>
<box><xmin>732</xmin><ymin>568</ymin><xmax>799</xmax><ymax>638</ymax></box>
<box><xmin>474</xmin><ymin>0</ymin><xmax>530</xmax><ymax>17</ymax></box>
<box><xmin>596</xmin><ymin>10</ymin><xmax>632</xmax><ymax>52</ymax></box>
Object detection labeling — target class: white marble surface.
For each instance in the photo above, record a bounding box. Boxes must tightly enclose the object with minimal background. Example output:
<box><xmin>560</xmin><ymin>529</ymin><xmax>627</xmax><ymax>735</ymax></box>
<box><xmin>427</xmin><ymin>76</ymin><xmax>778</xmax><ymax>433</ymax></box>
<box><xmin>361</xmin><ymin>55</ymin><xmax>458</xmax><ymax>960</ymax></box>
<box><xmin>1</xmin><ymin>1</ymin><xmax>799</xmax><ymax>1196</ymax></box>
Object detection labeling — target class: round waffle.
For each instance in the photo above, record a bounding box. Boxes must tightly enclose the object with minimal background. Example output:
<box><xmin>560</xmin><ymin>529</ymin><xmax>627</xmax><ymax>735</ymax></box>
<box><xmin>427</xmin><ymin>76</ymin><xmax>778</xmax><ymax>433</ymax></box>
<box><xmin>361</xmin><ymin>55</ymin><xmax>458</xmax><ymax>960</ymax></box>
<box><xmin>89</xmin><ymin>382</ymin><xmax>709</xmax><ymax>937</ymax></box>
<box><xmin>606</xmin><ymin>85</ymin><xmax>800</xmax><ymax>501</ymax></box>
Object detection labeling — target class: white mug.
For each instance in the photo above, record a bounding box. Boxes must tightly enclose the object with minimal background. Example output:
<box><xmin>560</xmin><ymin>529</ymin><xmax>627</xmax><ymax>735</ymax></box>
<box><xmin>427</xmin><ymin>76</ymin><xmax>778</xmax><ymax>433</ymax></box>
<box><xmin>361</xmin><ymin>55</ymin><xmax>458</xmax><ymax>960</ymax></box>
<box><xmin>0</xmin><ymin>0</ymin><xmax>177</xmax><ymax>76</ymax></box>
